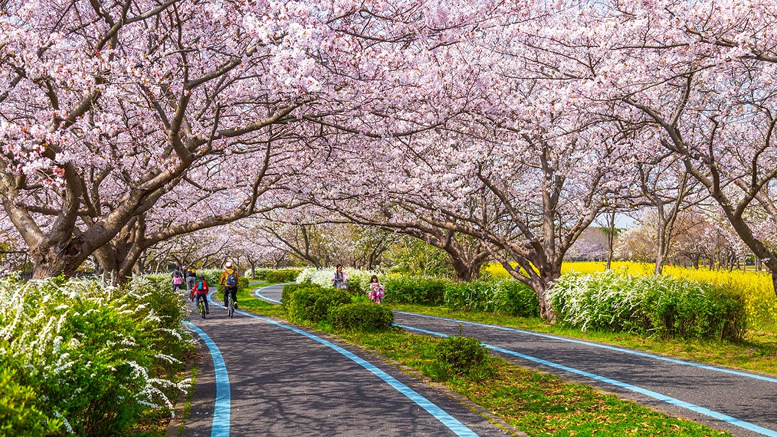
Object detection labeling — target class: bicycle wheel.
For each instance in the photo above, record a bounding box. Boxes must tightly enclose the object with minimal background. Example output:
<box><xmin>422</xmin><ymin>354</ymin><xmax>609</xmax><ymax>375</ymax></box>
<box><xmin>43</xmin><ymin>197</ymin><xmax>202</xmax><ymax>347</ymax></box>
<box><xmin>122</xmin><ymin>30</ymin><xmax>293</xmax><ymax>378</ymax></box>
<box><xmin>199</xmin><ymin>301</ymin><xmax>206</xmax><ymax>319</ymax></box>
<box><xmin>228</xmin><ymin>297</ymin><xmax>234</xmax><ymax>318</ymax></box>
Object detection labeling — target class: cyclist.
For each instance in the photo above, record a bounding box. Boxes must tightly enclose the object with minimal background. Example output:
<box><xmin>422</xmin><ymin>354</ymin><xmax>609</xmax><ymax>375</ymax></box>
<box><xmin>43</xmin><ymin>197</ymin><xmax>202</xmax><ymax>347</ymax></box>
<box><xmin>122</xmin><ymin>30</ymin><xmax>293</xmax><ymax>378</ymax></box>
<box><xmin>189</xmin><ymin>274</ymin><xmax>209</xmax><ymax>314</ymax></box>
<box><xmin>184</xmin><ymin>264</ymin><xmax>197</xmax><ymax>294</ymax></box>
<box><xmin>220</xmin><ymin>262</ymin><xmax>239</xmax><ymax>310</ymax></box>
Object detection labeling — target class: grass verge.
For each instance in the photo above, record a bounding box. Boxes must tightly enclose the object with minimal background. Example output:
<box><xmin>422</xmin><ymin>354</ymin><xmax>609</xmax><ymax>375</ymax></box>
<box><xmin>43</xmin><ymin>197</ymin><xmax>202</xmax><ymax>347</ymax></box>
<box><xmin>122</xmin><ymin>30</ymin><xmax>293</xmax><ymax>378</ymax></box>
<box><xmin>389</xmin><ymin>304</ymin><xmax>777</xmax><ymax>377</ymax></box>
<box><xmin>341</xmin><ymin>328</ymin><xmax>730</xmax><ymax>437</ymax></box>
<box><xmin>178</xmin><ymin>365</ymin><xmax>198</xmax><ymax>437</ymax></box>
<box><xmin>238</xmin><ymin>284</ymin><xmax>732</xmax><ymax>436</ymax></box>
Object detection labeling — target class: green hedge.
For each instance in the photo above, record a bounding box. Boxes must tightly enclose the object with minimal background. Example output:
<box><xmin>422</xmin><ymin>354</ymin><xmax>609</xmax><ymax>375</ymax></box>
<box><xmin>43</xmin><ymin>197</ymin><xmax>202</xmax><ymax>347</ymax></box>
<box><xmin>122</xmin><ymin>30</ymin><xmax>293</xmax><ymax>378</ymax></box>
<box><xmin>287</xmin><ymin>287</ymin><xmax>351</xmax><ymax>323</ymax></box>
<box><xmin>382</xmin><ymin>276</ymin><xmax>448</xmax><ymax>305</ymax></box>
<box><xmin>549</xmin><ymin>272</ymin><xmax>747</xmax><ymax>341</ymax></box>
<box><xmin>254</xmin><ymin>268</ymin><xmax>273</xmax><ymax>280</ymax></box>
<box><xmin>281</xmin><ymin>283</ymin><xmax>323</xmax><ymax>306</ymax></box>
<box><xmin>444</xmin><ymin>280</ymin><xmax>539</xmax><ymax>317</ymax></box>
<box><xmin>381</xmin><ymin>276</ymin><xmax>539</xmax><ymax>318</ymax></box>
<box><xmin>266</xmin><ymin>269</ymin><xmax>300</xmax><ymax>284</ymax></box>
<box><xmin>330</xmin><ymin>303</ymin><xmax>394</xmax><ymax>332</ymax></box>
<box><xmin>0</xmin><ymin>277</ymin><xmax>190</xmax><ymax>435</ymax></box>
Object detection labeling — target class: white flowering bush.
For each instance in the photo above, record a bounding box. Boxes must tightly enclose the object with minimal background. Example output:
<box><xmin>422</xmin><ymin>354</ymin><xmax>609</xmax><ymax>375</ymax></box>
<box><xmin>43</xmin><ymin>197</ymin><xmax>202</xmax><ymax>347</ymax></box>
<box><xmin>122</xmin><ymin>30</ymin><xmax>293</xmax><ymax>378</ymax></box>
<box><xmin>549</xmin><ymin>271</ymin><xmax>747</xmax><ymax>340</ymax></box>
<box><xmin>296</xmin><ymin>267</ymin><xmax>378</xmax><ymax>294</ymax></box>
<box><xmin>0</xmin><ymin>276</ymin><xmax>191</xmax><ymax>435</ymax></box>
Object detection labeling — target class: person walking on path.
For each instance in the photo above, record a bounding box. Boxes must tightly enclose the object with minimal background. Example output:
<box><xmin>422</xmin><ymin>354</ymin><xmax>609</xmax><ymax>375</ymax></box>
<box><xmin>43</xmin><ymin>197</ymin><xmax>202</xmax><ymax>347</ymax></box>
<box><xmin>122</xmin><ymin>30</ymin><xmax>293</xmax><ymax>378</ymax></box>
<box><xmin>220</xmin><ymin>262</ymin><xmax>239</xmax><ymax>309</ymax></box>
<box><xmin>184</xmin><ymin>265</ymin><xmax>197</xmax><ymax>294</ymax></box>
<box><xmin>190</xmin><ymin>274</ymin><xmax>210</xmax><ymax>314</ymax></box>
<box><xmin>368</xmin><ymin>275</ymin><xmax>384</xmax><ymax>304</ymax></box>
<box><xmin>332</xmin><ymin>264</ymin><xmax>348</xmax><ymax>290</ymax></box>
<box><xmin>172</xmin><ymin>267</ymin><xmax>184</xmax><ymax>292</ymax></box>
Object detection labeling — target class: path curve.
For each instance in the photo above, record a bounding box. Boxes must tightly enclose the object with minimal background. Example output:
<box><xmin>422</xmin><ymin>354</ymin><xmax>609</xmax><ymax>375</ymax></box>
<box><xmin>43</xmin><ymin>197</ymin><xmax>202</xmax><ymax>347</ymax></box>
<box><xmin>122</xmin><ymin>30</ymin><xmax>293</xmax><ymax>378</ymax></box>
<box><xmin>179</xmin><ymin>284</ymin><xmax>509</xmax><ymax>436</ymax></box>
<box><xmin>255</xmin><ymin>284</ymin><xmax>777</xmax><ymax>437</ymax></box>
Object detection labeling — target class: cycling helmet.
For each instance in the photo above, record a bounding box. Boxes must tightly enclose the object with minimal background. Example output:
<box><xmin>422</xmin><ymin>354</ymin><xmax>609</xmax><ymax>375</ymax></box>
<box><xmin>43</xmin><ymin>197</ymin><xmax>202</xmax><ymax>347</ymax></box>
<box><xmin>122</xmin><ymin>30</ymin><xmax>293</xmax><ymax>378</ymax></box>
<box><xmin>197</xmin><ymin>274</ymin><xmax>205</xmax><ymax>280</ymax></box>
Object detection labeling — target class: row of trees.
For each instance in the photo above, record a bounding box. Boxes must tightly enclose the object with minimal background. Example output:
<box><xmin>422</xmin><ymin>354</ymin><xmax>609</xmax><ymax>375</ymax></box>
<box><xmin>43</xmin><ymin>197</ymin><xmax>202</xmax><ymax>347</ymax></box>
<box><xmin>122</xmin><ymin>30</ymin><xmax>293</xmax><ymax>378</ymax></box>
<box><xmin>2</xmin><ymin>0</ymin><xmax>777</xmax><ymax>320</ymax></box>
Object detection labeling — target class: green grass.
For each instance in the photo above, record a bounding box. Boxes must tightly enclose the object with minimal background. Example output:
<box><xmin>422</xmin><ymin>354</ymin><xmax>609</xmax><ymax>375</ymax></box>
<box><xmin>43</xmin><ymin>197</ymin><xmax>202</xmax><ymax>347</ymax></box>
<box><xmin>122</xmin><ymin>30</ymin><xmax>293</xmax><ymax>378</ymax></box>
<box><xmin>178</xmin><ymin>365</ymin><xmax>197</xmax><ymax>437</ymax></box>
<box><xmin>234</xmin><ymin>285</ymin><xmax>731</xmax><ymax>436</ymax></box>
<box><xmin>389</xmin><ymin>303</ymin><xmax>777</xmax><ymax>377</ymax></box>
<box><xmin>340</xmin><ymin>329</ymin><xmax>730</xmax><ymax>436</ymax></box>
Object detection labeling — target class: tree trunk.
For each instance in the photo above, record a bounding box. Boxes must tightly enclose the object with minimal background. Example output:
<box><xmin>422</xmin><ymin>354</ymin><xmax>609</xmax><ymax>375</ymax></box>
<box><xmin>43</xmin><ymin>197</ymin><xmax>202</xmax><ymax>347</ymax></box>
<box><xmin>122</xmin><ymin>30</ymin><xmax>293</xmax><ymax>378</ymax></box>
<box><xmin>532</xmin><ymin>270</ymin><xmax>559</xmax><ymax>323</ymax></box>
<box><xmin>654</xmin><ymin>231</ymin><xmax>666</xmax><ymax>276</ymax></box>
<box><xmin>504</xmin><ymin>260</ymin><xmax>559</xmax><ymax>322</ymax></box>
<box><xmin>605</xmin><ymin>210</ymin><xmax>616</xmax><ymax>270</ymax></box>
<box><xmin>30</xmin><ymin>237</ymin><xmax>88</xmax><ymax>279</ymax></box>
<box><xmin>449</xmin><ymin>256</ymin><xmax>481</xmax><ymax>282</ymax></box>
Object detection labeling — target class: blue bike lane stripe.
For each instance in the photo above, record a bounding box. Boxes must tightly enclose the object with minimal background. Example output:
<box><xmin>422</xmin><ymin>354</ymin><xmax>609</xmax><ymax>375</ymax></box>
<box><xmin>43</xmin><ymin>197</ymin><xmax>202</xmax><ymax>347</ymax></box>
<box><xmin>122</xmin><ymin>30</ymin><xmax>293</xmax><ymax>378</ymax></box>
<box><xmin>253</xmin><ymin>292</ymin><xmax>281</xmax><ymax>304</ymax></box>
<box><xmin>218</xmin><ymin>287</ymin><xmax>478</xmax><ymax>437</ymax></box>
<box><xmin>183</xmin><ymin>320</ymin><xmax>231</xmax><ymax>437</ymax></box>
<box><xmin>252</xmin><ymin>282</ymin><xmax>291</xmax><ymax>304</ymax></box>
<box><xmin>395</xmin><ymin>324</ymin><xmax>777</xmax><ymax>437</ymax></box>
<box><xmin>396</xmin><ymin>311</ymin><xmax>777</xmax><ymax>384</ymax></box>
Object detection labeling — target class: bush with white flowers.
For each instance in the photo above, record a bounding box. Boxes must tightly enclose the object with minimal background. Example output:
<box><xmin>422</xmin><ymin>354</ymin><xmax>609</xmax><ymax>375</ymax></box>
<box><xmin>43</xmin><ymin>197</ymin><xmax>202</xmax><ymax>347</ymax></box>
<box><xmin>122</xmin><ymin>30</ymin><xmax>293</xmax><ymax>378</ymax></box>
<box><xmin>0</xmin><ymin>276</ymin><xmax>191</xmax><ymax>435</ymax></box>
<box><xmin>296</xmin><ymin>267</ymin><xmax>378</xmax><ymax>294</ymax></box>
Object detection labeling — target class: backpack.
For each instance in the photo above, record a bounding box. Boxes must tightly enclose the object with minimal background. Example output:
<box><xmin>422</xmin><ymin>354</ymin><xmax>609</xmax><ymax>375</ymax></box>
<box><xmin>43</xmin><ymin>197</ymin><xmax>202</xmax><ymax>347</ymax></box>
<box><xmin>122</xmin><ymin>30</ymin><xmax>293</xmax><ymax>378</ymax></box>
<box><xmin>226</xmin><ymin>271</ymin><xmax>237</xmax><ymax>287</ymax></box>
<box><xmin>197</xmin><ymin>281</ymin><xmax>205</xmax><ymax>291</ymax></box>
<box><xmin>173</xmin><ymin>274</ymin><xmax>182</xmax><ymax>285</ymax></box>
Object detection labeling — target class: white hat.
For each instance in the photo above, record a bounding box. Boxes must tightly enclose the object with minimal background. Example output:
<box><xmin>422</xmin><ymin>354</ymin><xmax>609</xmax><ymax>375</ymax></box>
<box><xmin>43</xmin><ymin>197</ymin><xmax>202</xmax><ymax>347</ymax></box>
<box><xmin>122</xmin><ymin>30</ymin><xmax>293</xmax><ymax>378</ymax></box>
<box><xmin>225</xmin><ymin>262</ymin><xmax>233</xmax><ymax>269</ymax></box>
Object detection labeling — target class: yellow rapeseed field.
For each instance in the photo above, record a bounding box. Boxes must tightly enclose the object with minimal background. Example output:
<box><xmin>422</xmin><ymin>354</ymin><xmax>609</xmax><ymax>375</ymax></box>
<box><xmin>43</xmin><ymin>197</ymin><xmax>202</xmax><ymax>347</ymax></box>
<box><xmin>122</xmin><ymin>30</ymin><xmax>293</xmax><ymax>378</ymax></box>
<box><xmin>483</xmin><ymin>261</ymin><xmax>777</xmax><ymax>331</ymax></box>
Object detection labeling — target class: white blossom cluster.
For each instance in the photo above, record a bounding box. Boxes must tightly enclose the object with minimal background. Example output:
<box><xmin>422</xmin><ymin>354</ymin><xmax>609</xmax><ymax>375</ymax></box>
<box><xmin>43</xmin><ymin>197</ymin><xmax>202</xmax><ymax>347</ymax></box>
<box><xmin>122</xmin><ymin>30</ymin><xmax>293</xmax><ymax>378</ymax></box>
<box><xmin>0</xmin><ymin>276</ymin><xmax>191</xmax><ymax>432</ymax></box>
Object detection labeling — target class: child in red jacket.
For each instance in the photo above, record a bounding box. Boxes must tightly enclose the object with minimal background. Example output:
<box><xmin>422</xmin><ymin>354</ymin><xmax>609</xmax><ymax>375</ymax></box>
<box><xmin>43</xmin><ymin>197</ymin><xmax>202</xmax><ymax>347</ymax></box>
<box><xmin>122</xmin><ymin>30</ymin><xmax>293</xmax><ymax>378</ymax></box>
<box><xmin>190</xmin><ymin>274</ymin><xmax>210</xmax><ymax>314</ymax></box>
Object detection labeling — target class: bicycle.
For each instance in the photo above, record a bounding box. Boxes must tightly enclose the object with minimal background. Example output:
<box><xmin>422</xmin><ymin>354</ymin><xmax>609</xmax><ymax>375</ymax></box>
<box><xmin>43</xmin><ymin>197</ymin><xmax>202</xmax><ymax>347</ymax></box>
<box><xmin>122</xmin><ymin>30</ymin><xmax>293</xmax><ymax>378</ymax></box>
<box><xmin>198</xmin><ymin>298</ymin><xmax>206</xmax><ymax>319</ymax></box>
<box><xmin>227</xmin><ymin>292</ymin><xmax>235</xmax><ymax>318</ymax></box>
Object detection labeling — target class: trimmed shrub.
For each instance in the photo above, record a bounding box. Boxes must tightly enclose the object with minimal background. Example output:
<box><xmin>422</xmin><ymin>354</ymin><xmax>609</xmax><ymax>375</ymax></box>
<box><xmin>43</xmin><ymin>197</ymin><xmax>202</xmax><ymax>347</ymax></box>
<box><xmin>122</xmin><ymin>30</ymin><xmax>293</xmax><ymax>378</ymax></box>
<box><xmin>383</xmin><ymin>276</ymin><xmax>448</xmax><ymax>305</ymax></box>
<box><xmin>287</xmin><ymin>287</ymin><xmax>351</xmax><ymax>323</ymax></box>
<box><xmin>330</xmin><ymin>303</ymin><xmax>394</xmax><ymax>332</ymax></box>
<box><xmin>549</xmin><ymin>272</ymin><xmax>747</xmax><ymax>341</ymax></box>
<box><xmin>431</xmin><ymin>336</ymin><xmax>495</xmax><ymax>382</ymax></box>
<box><xmin>445</xmin><ymin>280</ymin><xmax>539</xmax><ymax>317</ymax></box>
<box><xmin>281</xmin><ymin>283</ymin><xmax>322</xmax><ymax>306</ymax></box>
<box><xmin>266</xmin><ymin>269</ymin><xmax>300</xmax><ymax>284</ymax></box>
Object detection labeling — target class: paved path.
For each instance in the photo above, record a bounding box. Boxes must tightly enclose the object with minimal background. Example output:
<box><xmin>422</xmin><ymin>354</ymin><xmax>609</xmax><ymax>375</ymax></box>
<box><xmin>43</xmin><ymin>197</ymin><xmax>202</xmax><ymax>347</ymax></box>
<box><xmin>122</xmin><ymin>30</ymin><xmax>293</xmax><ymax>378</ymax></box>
<box><xmin>255</xmin><ymin>285</ymin><xmax>777</xmax><ymax>437</ymax></box>
<box><xmin>178</xmin><ymin>285</ymin><xmax>510</xmax><ymax>436</ymax></box>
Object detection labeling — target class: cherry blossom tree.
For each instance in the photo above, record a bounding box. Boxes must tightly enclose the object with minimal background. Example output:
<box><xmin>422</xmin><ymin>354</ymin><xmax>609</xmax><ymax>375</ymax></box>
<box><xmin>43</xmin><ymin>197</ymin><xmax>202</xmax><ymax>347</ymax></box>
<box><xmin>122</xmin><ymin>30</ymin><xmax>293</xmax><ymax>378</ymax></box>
<box><xmin>0</xmin><ymin>0</ymin><xmax>502</xmax><ymax>280</ymax></box>
<box><xmin>285</xmin><ymin>4</ymin><xmax>634</xmax><ymax>319</ymax></box>
<box><xmin>306</xmin><ymin>192</ymin><xmax>495</xmax><ymax>281</ymax></box>
<box><xmin>633</xmin><ymin>156</ymin><xmax>707</xmax><ymax>274</ymax></box>
<box><xmin>542</xmin><ymin>0</ymin><xmax>777</xmax><ymax>293</ymax></box>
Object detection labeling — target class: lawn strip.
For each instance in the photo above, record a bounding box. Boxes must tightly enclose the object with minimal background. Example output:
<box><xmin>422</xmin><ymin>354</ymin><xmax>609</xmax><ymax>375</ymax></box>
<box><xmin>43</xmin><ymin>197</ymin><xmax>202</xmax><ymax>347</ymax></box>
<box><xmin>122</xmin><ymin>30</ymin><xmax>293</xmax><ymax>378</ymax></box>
<box><xmin>238</xmin><ymin>287</ymin><xmax>731</xmax><ymax>436</ymax></box>
<box><xmin>390</xmin><ymin>303</ymin><xmax>777</xmax><ymax>377</ymax></box>
<box><xmin>339</xmin><ymin>329</ymin><xmax>730</xmax><ymax>437</ymax></box>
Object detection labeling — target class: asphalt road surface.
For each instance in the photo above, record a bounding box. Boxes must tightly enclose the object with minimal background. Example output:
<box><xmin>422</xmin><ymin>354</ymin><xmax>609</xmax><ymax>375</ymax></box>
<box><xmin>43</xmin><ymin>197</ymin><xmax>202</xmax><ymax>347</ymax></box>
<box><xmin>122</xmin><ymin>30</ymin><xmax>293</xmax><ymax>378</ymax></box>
<box><xmin>255</xmin><ymin>284</ymin><xmax>777</xmax><ymax>437</ymax></box>
<box><xmin>177</xmin><ymin>286</ymin><xmax>511</xmax><ymax>436</ymax></box>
